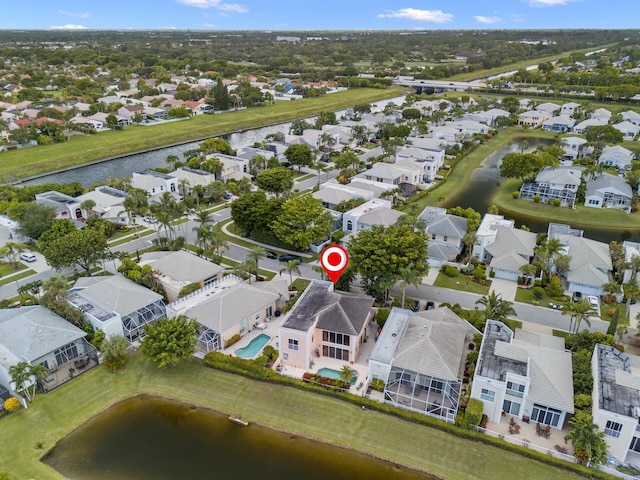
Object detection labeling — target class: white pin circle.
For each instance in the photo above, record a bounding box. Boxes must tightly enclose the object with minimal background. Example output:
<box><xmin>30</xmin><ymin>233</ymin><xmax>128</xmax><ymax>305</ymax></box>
<box><xmin>321</xmin><ymin>246</ymin><xmax>347</xmax><ymax>272</ymax></box>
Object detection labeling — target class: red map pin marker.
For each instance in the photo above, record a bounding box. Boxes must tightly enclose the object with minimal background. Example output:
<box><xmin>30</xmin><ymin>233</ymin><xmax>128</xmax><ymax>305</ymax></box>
<box><xmin>320</xmin><ymin>245</ymin><xmax>349</xmax><ymax>283</ymax></box>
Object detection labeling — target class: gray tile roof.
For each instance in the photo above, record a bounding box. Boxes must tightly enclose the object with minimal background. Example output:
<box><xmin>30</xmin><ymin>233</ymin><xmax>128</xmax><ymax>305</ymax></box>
<box><xmin>358</xmin><ymin>207</ymin><xmax>403</xmax><ymax>228</ymax></box>
<box><xmin>71</xmin><ymin>275</ymin><xmax>164</xmax><ymax>317</ymax></box>
<box><xmin>535</xmin><ymin>166</ymin><xmax>584</xmax><ymax>185</ymax></box>
<box><xmin>0</xmin><ymin>306</ymin><xmax>86</xmax><ymax>362</ymax></box>
<box><xmin>141</xmin><ymin>250</ymin><xmax>224</xmax><ymax>283</ymax></box>
<box><xmin>485</xmin><ymin>226</ymin><xmax>536</xmax><ymax>259</ymax></box>
<box><xmin>585</xmin><ymin>172</ymin><xmax>632</xmax><ymax>199</ymax></box>
<box><xmin>183</xmin><ymin>282</ymin><xmax>279</xmax><ymax>333</ymax></box>
<box><xmin>427</xmin><ymin>242</ymin><xmax>460</xmax><ymax>263</ymax></box>
<box><xmin>563</xmin><ymin>235</ymin><xmax>612</xmax><ymax>273</ymax></box>
<box><xmin>490</xmin><ymin>251</ymin><xmax>528</xmax><ymax>273</ymax></box>
<box><xmin>375</xmin><ymin>307</ymin><xmax>479</xmax><ymax>381</ymax></box>
<box><xmin>280</xmin><ymin>280</ymin><xmax>374</xmax><ymax>335</ymax></box>
<box><xmin>425</xmin><ymin>214</ymin><xmax>467</xmax><ymax>239</ymax></box>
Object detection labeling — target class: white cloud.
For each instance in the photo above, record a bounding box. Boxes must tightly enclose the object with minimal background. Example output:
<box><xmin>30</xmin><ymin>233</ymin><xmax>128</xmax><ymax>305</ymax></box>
<box><xmin>203</xmin><ymin>22</ymin><xmax>217</xmax><ymax>28</ymax></box>
<box><xmin>58</xmin><ymin>10</ymin><xmax>90</xmax><ymax>19</ymax></box>
<box><xmin>176</xmin><ymin>0</ymin><xmax>248</xmax><ymax>13</ymax></box>
<box><xmin>377</xmin><ymin>8</ymin><xmax>454</xmax><ymax>23</ymax></box>
<box><xmin>528</xmin><ymin>0</ymin><xmax>572</xmax><ymax>6</ymax></box>
<box><xmin>50</xmin><ymin>24</ymin><xmax>88</xmax><ymax>30</ymax></box>
<box><xmin>474</xmin><ymin>15</ymin><xmax>501</xmax><ymax>24</ymax></box>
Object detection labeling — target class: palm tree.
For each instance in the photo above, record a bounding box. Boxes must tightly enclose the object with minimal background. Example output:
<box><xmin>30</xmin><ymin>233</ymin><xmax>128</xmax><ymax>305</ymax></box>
<box><xmin>462</xmin><ymin>231</ymin><xmax>478</xmax><ymax>260</ymax></box>
<box><xmin>80</xmin><ymin>199</ymin><xmax>96</xmax><ymax>217</ymax></box>
<box><xmin>319</xmin><ymin>132</ymin><xmax>337</xmax><ymax>160</ymax></box>
<box><xmin>536</xmin><ymin>237</ymin><xmax>564</xmax><ymax>279</ymax></box>
<box><xmin>9</xmin><ymin>362</ymin><xmax>47</xmax><ymax>403</ymax></box>
<box><xmin>518</xmin><ymin>139</ymin><xmax>529</xmax><ymax>153</ymax></box>
<box><xmin>519</xmin><ymin>264</ymin><xmax>538</xmax><ymax>287</ymax></box>
<box><xmin>339</xmin><ymin>365</ymin><xmax>356</xmax><ymax>384</ymax></box>
<box><xmin>101</xmin><ymin>335</ymin><xmax>130</xmax><ymax>372</ymax></box>
<box><xmin>246</xmin><ymin>246</ymin><xmax>266</xmax><ymax>281</ymax></box>
<box><xmin>204</xmin><ymin>228</ymin><xmax>229</xmax><ymax>264</ymax></box>
<box><xmin>475</xmin><ymin>291</ymin><xmax>516</xmax><ymax>322</ymax></box>
<box><xmin>166</xmin><ymin>154</ymin><xmax>181</xmax><ymax>170</ymax></box>
<box><xmin>397</xmin><ymin>265</ymin><xmax>423</xmax><ymax>309</ymax></box>
<box><xmin>562</xmin><ymin>299</ymin><xmax>597</xmax><ymax>334</ymax></box>
<box><xmin>624</xmin><ymin>254</ymin><xmax>640</xmax><ymax>283</ymax></box>
<box><xmin>564</xmin><ymin>411</ymin><xmax>608</xmax><ymax>467</ymax></box>
<box><xmin>42</xmin><ymin>274</ymin><xmax>69</xmax><ymax>302</ymax></box>
<box><xmin>279</xmin><ymin>259</ymin><xmax>301</xmax><ymax>285</ymax></box>
<box><xmin>2</xmin><ymin>242</ymin><xmax>26</xmax><ymax>270</ymax></box>
<box><xmin>178</xmin><ymin>178</ymin><xmax>190</xmax><ymax>197</ymax></box>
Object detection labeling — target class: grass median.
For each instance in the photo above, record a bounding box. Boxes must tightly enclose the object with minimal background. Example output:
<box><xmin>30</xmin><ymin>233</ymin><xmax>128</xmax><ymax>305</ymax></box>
<box><xmin>0</xmin><ymin>87</ymin><xmax>406</xmax><ymax>182</ymax></box>
<box><xmin>1</xmin><ymin>353</ymin><xmax>586</xmax><ymax>480</ymax></box>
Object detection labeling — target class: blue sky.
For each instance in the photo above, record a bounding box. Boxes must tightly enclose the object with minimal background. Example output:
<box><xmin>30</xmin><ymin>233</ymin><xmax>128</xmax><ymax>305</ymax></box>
<box><xmin>1</xmin><ymin>0</ymin><xmax>637</xmax><ymax>30</ymax></box>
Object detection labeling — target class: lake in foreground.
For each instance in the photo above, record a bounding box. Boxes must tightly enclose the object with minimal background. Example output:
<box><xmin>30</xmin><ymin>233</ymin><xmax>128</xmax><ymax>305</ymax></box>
<box><xmin>43</xmin><ymin>395</ymin><xmax>436</xmax><ymax>480</ymax></box>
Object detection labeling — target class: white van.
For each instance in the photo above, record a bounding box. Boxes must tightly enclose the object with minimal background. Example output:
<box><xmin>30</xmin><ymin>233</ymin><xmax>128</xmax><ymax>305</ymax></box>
<box><xmin>20</xmin><ymin>253</ymin><xmax>36</xmax><ymax>263</ymax></box>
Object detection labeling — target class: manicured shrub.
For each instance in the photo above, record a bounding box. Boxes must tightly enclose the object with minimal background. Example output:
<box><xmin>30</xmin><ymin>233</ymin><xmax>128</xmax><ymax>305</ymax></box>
<box><xmin>225</xmin><ymin>334</ymin><xmax>241</xmax><ymax>348</ymax></box>
<box><xmin>546</xmin><ymin>275</ymin><xmax>564</xmax><ymax>298</ymax></box>
<box><xmin>533</xmin><ymin>195</ymin><xmax>541</xmax><ymax>203</ymax></box>
<box><xmin>375</xmin><ymin>308</ymin><xmax>390</xmax><ymax>328</ymax></box>
<box><xmin>512</xmin><ymin>191</ymin><xmax>520</xmax><ymax>199</ymax></box>
<box><xmin>370</xmin><ymin>378</ymin><xmax>385</xmax><ymax>392</ymax></box>
<box><xmin>178</xmin><ymin>282</ymin><xmax>202</xmax><ymax>298</ymax></box>
<box><xmin>465</xmin><ymin>398</ymin><xmax>484</xmax><ymax>428</ymax></box>
<box><xmin>303</xmin><ymin>372</ymin><xmax>350</xmax><ymax>390</ymax></box>
<box><xmin>442</xmin><ymin>265</ymin><xmax>458</xmax><ymax>278</ymax></box>
<box><xmin>4</xmin><ymin>397</ymin><xmax>20</xmax><ymax>412</ymax></box>
<box><xmin>473</xmin><ymin>266</ymin><xmax>486</xmax><ymax>281</ymax></box>
<box><xmin>532</xmin><ymin>286</ymin><xmax>545</xmax><ymax>300</ymax></box>
<box><xmin>552</xmin><ymin>198</ymin><xmax>561</xmax><ymax>207</ymax></box>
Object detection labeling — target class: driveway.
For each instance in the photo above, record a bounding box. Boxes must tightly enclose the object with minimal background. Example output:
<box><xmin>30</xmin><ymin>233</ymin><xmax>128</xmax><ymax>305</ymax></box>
<box><xmin>489</xmin><ymin>278</ymin><xmax>518</xmax><ymax>302</ymax></box>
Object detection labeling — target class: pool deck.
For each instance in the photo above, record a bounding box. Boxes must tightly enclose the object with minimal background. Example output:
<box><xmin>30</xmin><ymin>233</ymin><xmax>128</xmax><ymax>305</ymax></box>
<box><xmin>220</xmin><ymin>314</ymin><xmax>378</xmax><ymax>396</ymax></box>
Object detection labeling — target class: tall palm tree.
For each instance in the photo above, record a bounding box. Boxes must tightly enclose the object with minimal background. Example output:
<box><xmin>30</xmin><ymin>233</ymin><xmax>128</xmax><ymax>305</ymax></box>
<box><xmin>279</xmin><ymin>260</ymin><xmax>301</xmax><ymax>285</ymax></box>
<box><xmin>338</xmin><ymin>365</ymin><xmax>356</xmax><ymax>384</ymax></box>
<box><xmin>2</xmin><ymin>242</ymin><xmax>26</xmax><ymax>270</ymax></box>
<box><xmin>204</xmin><ymin>228</ymin><xmax>229</xmax><ymax>264</ymax></box>
<box><xmin>80</xmin><ymin>199</ymin><xmax>96</xmax><ymax>217</ymax></box>
<box><xmin>562</xmin><ymin>299</ymin><xmax>597</xmax><ymax>334</ymax></box>
<box><xmin>397</xmin><ymin>265</ymin><xmax>423</xmax><ymax>308</ymax></box>
<box><xmin>536</xmin><ymin>237</ymin><xmax>564</xmax><ymax>279</ymax></box>
<box><xmin>564</xmin><ymin>411</ymin><xmax>608</xmax><ymax>467</ymax></box>
<box><xmin>246</xmin><ymin>246</ymin><xmax>266</xmax><ymax>281</ymax></box>
<box><xmin>462</xmin><ymin>231</ymin><xmax>478</xmax><ymax>260</ymax></box>
<box><xmin>475</xmin><ymin>291</ymin><xmax>516</xmax><ymax>322</ymax></box>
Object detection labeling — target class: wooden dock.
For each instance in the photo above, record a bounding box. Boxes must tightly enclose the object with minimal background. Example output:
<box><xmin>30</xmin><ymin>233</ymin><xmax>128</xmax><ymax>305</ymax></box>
<box><xmin>229</xmin><ymin>416</ymin><xmax>249</xmax><ymax>426</ymax></box>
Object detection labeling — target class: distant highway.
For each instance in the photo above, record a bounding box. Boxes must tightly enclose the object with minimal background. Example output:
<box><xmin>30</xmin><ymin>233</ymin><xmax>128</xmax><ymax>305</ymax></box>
<box><xmin>393</xmin><ymin>78</ymin><xmax>484</xmax><ymax>93</ymax></box>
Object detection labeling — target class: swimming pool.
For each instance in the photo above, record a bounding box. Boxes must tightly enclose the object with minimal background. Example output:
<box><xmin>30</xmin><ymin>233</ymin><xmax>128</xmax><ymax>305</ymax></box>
<box><xmin>234</xmin><ymin>334</ymin><xmax>271</xmax><ymax>359</ymax></box>
<box><xmin>316</xmin><ymin>367</ymin><xmax>358</xmax><ymax>385</ymax></box>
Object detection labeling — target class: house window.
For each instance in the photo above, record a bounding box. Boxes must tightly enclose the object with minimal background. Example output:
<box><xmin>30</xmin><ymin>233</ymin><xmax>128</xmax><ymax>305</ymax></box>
<box><xmin>503</xmin><ymin>399</ymin><xmax>521</xmax><ymax>416</ymax></box>
<box><xmin>480</xmin><ymin>388</ymin><xmax>495</xmax><ymax>402</ymax></box>
<box><xmin>531</xmin><ymin>404</ymin><xmax>561</xmax><ymax>427</ymax></box>
<box><xmin>283</xmin><ymin>352</ymin><xmax>288</xmax><ymax>360</ymax></box>
<box><xmin>288</xmin><ymin>339</ymin><xmax>299</xmax><ymax>351</ymax></box>
<box><xmin>443</xmin><ymin>236</ymin><xmax>448</xmax><ymax>242</ymax></box>
<box><xmin>346</xmin><ymin>220</ymin><xmax>353</xmax><ymax>231</ymax></box>
<box><xmin>605</xmin><ymin>420</ymin><xmax>623</xmax><ymax>438</ymax></box>
<box><xmin>506</xmin><ymin>381</ymin><xmax>525</xmax><ymax>398</ymax></box>
<box><xmin>431</xmin><ymin>234</ymin><xmax>437</xmax><ymax>240</ymax></box>
<box><xmin>266</xmin><ymin>306</ymin><xmax>273</xmax><ymax>318</ymax></box>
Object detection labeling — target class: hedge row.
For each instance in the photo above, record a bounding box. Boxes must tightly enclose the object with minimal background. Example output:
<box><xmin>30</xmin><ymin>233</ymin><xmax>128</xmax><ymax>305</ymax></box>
<box><xmin>202</xmin><ymin>352</ymin><xmax>612</xmax><ymax>479</ymax></box>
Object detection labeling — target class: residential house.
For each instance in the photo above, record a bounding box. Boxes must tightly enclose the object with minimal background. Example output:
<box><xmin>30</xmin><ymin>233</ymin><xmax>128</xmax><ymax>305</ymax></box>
<box><xmin>170</xmin><ymin>167</ymin><xmax>216</xmax><ymax>195</ymax></box>
<box><xmin>585</xmin><ymin>173</ymin><xmax>633</xmax><ymax>212</ymax></box>
<box><xmin>612</xmin><ymin>121</ymin><xmax>640</xmax><ymax>141</ymax></box>
<box><xmin>591</xmin><ymin>344</ymin><xmax>640</xmax><ymax>464</ymax></box>
<box><xmin>560</xmin><ymin>137</ymin><xmax>592</xmax><ymax>161</ymax></box>
<box><xmin>541</xmin><ymin>116</ymin><xmax>576</xmax><ymax>133</ymax></box>
<box><xmin>355</xmin><ymin>163</ymin><xmax>421</xmax><ymax>187</ymax></box>
<box><xmin>536</xmin><ymin>102</ymin><xmax>561</xmax><ymax>116</ymax></box>
<box><xmin>131</xmin><ymin>170</ymin><xmax>178</xmax><ymax>198</ymax></box>
<box><xmin>446</xmin><ymin>120</ymin><xmax>489</xmax><ymax>137</ymax></box>
<box><xmin>210</xmin><ymin>153</ymin><xmax>251</xmax><ymax>182</ymax></box>
<box><xmin>485</xmin><ymin>226</ymin><xmax>537</xmax><ymax>281</ymax></box>
<box><xmin>573</xmin><ymin>118</ymin><xmax>606</xmax><ymax>135</ymax></box>
<box><xmin>312</xmin><ymin>182</ymin><xmax>373</xmax><ymax>210</ymax></box>
<box><xmin>278</xmin><ymin>280</ymin><xmax>375</xmax><ymax>369</ymax></box>
<box><xmin>235</xmin><ymin>146</ymin><xmax>276</xmax><ymax>163</ymax></box>
<box><xmin>347</xmin><ymin>177</ymin><xmax>396</xmax><ymax>198</ymax></box>
<box><xmin>0</xmin><ymin>306</ymin><xmax>99</xmax><ymax>398</ymax></box>
<box><xmin>418</xmin><ymin>206</ymin><xmax>467</xmax><ymax>267</ymax></box>
<box><xmin>185</xmin><ymin>100</ymin><xmax>213</xmax><ymax>114</ymax></box>
<box><xmin>368</xmin><ymin>307</ymin><xmax>480</xmax><ymax>422</ymax></box>
<box><xmin>69</xmin><ymin>115</ymin><xmax>103</xmax><ymax>130</ymax></box>
<box><xmin>75</xmin><ymin>186</ymin><xmax>129</xmax><ymax>223</ymax></box>
<box><xmin>591</xmin><ymin>108</ymin><xmax>612</xmax><ymax>123</ymax></box>
<box><xmin>471</xmin><ymin>320</ymin><xmax>574</xmax><ymax>429</ymax></box>
<box><xmin>518</xmin><ymin>110</ymin><xmax>548</xmax><ymax>128</ymax></box>
<box><xmin>139</xmin><ymin>250</ymin><xmax>225</xmax><ymax>302</ymax></box>
<box><xmin>473</xmin><ymin>214</ymin><xmax>515</xmax><ymax>262</ymax></box>
<box><xmin>0</xmin><ymin>214</ymin><xmax>27</xmax><ymax>246</ymax></box>
<box><xmin>342</xmin><ymin>198</ymin><xmax>403</xmax><ymax>233</ymax></box>
<box><xmin>35</xmin><ymin>190</ymin><xmax>85</xmax><ymax>222</ymax></box>
<box><xmin>622</xmin><ymin>110</ymin><xmax>640</xmax><ymax>126</ymax></box>
<box><xmin>87</xmin><ymin>112</ymin><xmax>129</xmax><ymax>127</ymax></box>
<box><xmin>67</xmin><ymin>275</ymin><xmax>167</xmax><ymax>342</ymax></box>
<box><xmin>168</xmin><ymin>275</ymin><xmax>283</xmax><ymax>354</ymax></box>
<box><xmin>560</xmin><ymin>235</ymin><xmax>612</xmax><ymax>296</ymax></box>
<box><xmin>395</xmin><ymin>146</ymin><xmax>445</xmax><ymax>183</ymax></box>
<box><xmin>519</xmin><ymin>166</ymin><xmax>584</xmax><ymax>207</ymax></box>
<box><xmin>599</xmin><ymin>145</ymin><xmax>635</xmax><ymax>170</ymax></box>
<box><xmin>429</xmin><ymin>125</ymin><xmax>462</xmax><ymax>144</ymax></box>
<box><xmin>467</xmin><ymin>108</ymin><xmax>510</xmax><ymax>127</ymax></box>
<box><xmin>561</xmin><ymin>102</ymin><xmax>581</xmax><ymax>117</ymax></box>
<box><xmin>143</xmin><ymin>106</ymin><xmax>167</xmax><ymax>120</ymax></box>
<box><xmin>117</xmin><ymin>104</ymin><xmax>146</xmax><ymax>122</ymax></box>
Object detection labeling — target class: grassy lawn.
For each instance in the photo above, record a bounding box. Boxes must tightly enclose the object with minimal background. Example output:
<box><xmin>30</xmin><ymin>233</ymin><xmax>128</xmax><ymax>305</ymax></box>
<box><xmin>448</xmin><ymin>43</ymin><xmax>616</xmax><ymax>82</ymax></box>
<box><xmin>400</xmin><ymin>128</ymin><xmax>556</xmax><ymax>214</ymax></box>
<box><xmin>0</xmin><ymin>261</ymin><xmax>26</xmax><ymax>276</ymax></box>
<box><xmin>433</xmin><ymin>272</ymin><xmax>490</xmax><ymax>296</ymax></box>
<box><xmin>0</xmin><ymin>354</ymin><xmax>584</xmax><ymax>480</ymax></box>
<box><xmin>108</xmin><ymin>228</ymin><xmax>155</xmax><ymax>247</ymax></box>
<box><xmin>290</xmin><ymin>277</ymin><xmax>311</xmax><ymax>293</ymax></box>
<box><xmin>0</xmin><ymin>88</ymin><xmax>406</xmax><ymax>182</ymax></box>
<box><xmin>0</xmin><ymin>269</ymin><xmax>37</xmax><ymax>286</ymax></box>
<box><xmin>295</xmin><ymin>173</ymin><xmax>315</xmax><ymax>182</ymax></box>
<box><xmin>514</xmin><ymin>287</ymin><xmax>570</xmax><ymax>310</ymax></box>
<box><xmin>494</xmin><ymin>178</ymin><xmax>640</xmax><ymax>230</ymax></box>
<box><xmin>107</xmin><ymin>226</ymin><xmax>151</xmax><ymax>242</ymax></box>
<box><xmin>599</xmin><ymin>302</ymin><xmax>629</xmax><ymax>326</ymax></box>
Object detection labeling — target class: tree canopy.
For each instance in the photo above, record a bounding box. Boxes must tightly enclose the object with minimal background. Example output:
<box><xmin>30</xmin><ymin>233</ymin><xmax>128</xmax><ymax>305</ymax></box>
<box><xmin>284</xmin><ymin>144</ymin><xmax>314</xmax><ymax>171</ymax></box>
<box><xmin>140</xmin><ymin>316</ymin><xmax>197</xmax><ymax>368</ymax></box>
<box><xmin>271</xmin><ymin>195</ymin><xmax>332</xmax><ymax>251</ymax></box>
<box><xmin>255</xmin><ymin>167</ymin><xmax>293</xmax><ymax>196</ymax></box>
<box><xmin>42</xmin><ymin>229</ymin><xmax>108</xmax><ymax>275</ymax></box>
<box><xmin>347</xmin><ymin>224</ymin><xmax>429</xmax><ymax>304</ymax></box>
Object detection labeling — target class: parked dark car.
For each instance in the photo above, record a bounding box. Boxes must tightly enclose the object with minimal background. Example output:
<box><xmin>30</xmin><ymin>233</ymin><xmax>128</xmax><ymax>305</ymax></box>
<box><xmin>266</xmin><ymin>251</ymin><xmax>278</xmax><ymax>259</ymax></box>
<box><xmin>572</xmin><ymin>291</ymin><xmax>583</xmax><ymax>303</ymax></box>
<box><xmin>425</xmin><ymin>301</ymin><xmax>435</xmax><ymax>310</ymax></box>
<box><xmin>223</xmin><ymin>192</ymin><xmax>232</xmax><ymax>200</ymax></box>
<box><xmin>279</xmin><ymin>254</ymin><xmax>302</xmax><ymax>262</ymax></box>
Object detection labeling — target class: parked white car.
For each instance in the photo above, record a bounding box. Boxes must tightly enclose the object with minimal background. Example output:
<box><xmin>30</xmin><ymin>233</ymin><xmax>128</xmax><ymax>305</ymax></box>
<box><xmin>20</xmin><ymin>252</ymin><xmax>36</xmax><ymax>263</ymax></box>
<box><xmin>587</xmin><ymin>295</ymin><xmax>599</xmax><ymax>311</ymax></box>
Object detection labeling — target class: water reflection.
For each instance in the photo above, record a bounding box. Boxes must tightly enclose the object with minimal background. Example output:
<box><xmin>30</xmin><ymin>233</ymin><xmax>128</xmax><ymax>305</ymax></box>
<box><xmin>43</xmin><ymin>395</ymin><xmax>435</xmax><ymax>480</ymax></box>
